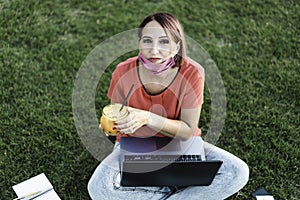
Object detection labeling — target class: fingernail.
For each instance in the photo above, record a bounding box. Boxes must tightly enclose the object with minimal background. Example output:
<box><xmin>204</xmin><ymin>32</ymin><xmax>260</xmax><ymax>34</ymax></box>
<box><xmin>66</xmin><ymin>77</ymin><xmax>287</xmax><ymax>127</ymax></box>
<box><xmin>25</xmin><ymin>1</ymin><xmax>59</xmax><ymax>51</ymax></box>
<box><xmin>114</xmin><ymin>122</ymin><xmax>118</xmax><ymax>125</ymax></box>
<box><xmin>113</xmin><ymin>127</ymin><xmax>117</xmax><ymax>130</ymax></box>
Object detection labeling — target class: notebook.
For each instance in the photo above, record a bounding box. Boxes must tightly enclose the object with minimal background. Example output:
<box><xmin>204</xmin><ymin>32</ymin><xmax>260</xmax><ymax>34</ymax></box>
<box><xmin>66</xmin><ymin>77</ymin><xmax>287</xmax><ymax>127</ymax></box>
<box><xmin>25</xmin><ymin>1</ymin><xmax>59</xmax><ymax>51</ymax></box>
<box><xmin>119</xmin><ymin>136</ymin><xmax>222</xmax><ymax>187</ymax></box>
<box><xmin>12</xmin><ymin>173</ymin><xmax>61</xmax><ymax>200</ymax></box>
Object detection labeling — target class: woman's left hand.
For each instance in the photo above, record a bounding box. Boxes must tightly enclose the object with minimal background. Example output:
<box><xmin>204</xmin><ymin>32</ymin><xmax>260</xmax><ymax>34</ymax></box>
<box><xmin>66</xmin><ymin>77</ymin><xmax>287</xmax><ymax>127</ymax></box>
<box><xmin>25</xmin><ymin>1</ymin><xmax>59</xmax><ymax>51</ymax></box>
<box><xmin>115</xmin><ymin>107</ymin><xmax>150</xmax><ymax>134</ymax></box>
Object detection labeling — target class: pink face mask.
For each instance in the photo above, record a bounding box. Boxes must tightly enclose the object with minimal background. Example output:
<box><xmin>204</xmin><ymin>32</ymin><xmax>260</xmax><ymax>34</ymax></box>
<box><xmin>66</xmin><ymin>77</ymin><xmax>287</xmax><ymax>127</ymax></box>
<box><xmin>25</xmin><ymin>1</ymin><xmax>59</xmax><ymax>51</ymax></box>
<box><xmin>138</xmin><ymin>53</ymin><xmax>175</xmax><ymax>76</ymax></box>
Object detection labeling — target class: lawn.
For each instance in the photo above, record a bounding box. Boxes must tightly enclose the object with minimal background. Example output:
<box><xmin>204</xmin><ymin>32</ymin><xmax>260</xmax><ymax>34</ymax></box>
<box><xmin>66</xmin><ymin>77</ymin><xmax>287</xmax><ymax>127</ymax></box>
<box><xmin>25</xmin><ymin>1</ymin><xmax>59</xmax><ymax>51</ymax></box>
<box><xmin>1</xmin><ymin>0</ymin><xmax>299</xmax><ymax>199</ymax></box>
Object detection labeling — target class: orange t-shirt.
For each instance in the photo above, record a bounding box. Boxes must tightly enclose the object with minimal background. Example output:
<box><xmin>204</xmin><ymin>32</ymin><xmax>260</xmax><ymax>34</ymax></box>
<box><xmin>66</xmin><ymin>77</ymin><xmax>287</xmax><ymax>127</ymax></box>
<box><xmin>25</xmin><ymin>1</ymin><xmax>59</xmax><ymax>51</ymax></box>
<box><xmin>107</xmin><ymin>56</ymin><xmax>205</xmax><ymax>142</ymax></box>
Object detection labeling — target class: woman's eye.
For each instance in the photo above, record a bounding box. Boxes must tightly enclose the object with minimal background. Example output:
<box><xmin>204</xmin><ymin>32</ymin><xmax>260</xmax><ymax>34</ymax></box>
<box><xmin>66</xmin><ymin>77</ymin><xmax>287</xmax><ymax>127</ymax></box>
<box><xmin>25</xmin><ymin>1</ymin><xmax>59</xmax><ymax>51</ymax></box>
<box><xmin>159</xmin><ymin>39</ymin><xmax>169</xmax><ymax>44</ymax></box>
<box><xmin>142</xmin><ymin>39</ymin><xmax>152</xmax><ymax>44</ymax></box>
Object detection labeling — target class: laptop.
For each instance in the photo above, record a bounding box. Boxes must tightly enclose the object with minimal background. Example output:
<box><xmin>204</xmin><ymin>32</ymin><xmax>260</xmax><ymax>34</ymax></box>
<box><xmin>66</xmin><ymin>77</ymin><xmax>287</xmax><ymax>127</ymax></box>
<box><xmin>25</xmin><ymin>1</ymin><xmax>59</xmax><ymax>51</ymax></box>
<box><xmin>119</xmin><ymin>136</ymin><xmax>222</xmax><ymax>187</ymax></box>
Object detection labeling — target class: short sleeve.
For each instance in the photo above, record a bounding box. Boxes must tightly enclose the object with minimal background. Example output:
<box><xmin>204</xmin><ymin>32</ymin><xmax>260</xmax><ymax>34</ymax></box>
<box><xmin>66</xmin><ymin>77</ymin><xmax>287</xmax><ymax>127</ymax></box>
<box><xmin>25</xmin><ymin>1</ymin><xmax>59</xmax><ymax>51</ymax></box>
<box><xmin>107</xmin><ymin>67</ymin><xmax>125</xmax><ymax>103</ymax></box>
<box><xmin>181</xmin><ymin>64</ymin><xmax>205</xmax><ymax>109</ymax></box>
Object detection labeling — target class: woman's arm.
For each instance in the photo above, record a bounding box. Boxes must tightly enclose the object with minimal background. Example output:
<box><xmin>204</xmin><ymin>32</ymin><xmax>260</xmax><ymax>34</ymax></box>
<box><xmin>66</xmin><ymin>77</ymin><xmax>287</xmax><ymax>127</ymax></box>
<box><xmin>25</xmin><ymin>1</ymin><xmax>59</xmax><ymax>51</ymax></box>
<box><xmin>115</xmin><ymin>106</ymin><xmax>201</xmax><ymax>140</ymax></box>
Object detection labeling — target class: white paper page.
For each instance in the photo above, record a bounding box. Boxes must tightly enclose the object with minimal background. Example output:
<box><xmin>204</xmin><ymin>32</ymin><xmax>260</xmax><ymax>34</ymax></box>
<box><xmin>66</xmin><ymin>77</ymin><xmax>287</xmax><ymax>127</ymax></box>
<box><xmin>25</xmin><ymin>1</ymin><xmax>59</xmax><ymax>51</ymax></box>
<box><xmin>13</xmin><ymin>173</ymin><xmax>61</xmax><ymax>200</ymax></box>
<box><xmin>256</xmin><ymin>195</ymin><xmax>275</xmax><ymax>200</ymax></box>
<box><xmin>27</xmin><ymin>190</ymin><xmax>61</xmax><ymax>200</ymax></box>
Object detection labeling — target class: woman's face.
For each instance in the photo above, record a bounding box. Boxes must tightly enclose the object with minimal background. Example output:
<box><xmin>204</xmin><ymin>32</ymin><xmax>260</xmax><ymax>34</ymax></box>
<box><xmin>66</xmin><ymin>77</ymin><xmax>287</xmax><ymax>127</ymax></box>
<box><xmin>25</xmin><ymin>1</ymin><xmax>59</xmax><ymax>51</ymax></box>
<box><xmin>139</xmin><ymin>20</ymin><xmax>179</xmax><ymax>64</ymax></box>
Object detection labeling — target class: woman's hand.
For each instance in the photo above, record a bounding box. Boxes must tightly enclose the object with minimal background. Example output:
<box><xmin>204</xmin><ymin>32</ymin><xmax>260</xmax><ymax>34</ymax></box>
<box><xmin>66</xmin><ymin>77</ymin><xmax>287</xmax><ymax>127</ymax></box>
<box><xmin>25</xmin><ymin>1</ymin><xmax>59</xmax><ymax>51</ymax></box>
<box><xmin>99</xmin><ymin>124</ymin><xmax>110</xmax><ymax>136</ymax></box>
<box><xmin>113</xmin><ymin>106</ymin><xmax>201</xmax><ymax>140</ymax></box>
<box><xmin>115</xmin><ymin>107</ymin><xmax>150</xmax><ymax>134</ymax></box>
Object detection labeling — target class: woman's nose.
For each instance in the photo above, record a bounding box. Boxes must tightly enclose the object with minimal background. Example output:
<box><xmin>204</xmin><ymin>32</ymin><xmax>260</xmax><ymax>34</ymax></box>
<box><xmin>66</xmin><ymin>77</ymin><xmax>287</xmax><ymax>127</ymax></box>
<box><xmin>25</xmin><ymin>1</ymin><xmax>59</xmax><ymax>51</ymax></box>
<box><xmin>150</xmin><ymin>43</ymin><xmax>160</xmax><ymax>54</ymax></box>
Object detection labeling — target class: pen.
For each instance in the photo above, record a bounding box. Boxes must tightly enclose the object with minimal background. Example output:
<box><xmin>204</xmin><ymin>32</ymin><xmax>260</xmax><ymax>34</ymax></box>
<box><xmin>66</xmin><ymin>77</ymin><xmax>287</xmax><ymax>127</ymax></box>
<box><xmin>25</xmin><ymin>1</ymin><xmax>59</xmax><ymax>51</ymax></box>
<box><xmin>14</xmin><ymin>188</ymin><xmax>53</xmax><ymax>200</ymax></box>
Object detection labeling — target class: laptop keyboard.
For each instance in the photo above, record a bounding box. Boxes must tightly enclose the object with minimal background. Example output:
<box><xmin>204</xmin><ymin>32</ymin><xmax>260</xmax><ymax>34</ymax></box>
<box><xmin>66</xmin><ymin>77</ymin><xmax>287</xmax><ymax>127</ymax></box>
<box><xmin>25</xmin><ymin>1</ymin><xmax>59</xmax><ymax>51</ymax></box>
<box><xmin>124</xmin><ymin>154</ymin><xmax>202</xmax><ymax>162</ymax></box>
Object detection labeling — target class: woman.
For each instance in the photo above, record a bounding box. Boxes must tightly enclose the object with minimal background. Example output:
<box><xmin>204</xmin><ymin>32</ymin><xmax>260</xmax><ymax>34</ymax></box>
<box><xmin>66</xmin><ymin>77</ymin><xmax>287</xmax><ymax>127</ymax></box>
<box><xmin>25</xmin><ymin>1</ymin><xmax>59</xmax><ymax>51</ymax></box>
<box><xmin>88</xmin><ymin>12</ymin><xmax>249</xmax><ymax>200</ymax></box>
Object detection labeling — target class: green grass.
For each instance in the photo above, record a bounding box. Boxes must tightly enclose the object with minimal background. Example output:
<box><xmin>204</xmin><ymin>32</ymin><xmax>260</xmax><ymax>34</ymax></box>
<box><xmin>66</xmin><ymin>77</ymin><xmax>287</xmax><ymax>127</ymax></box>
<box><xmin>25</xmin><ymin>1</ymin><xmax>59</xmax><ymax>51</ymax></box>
<box><xmin>1</xmin><ymin>0</ymin><xmax>299</xmax><ymax>199</ymax></box>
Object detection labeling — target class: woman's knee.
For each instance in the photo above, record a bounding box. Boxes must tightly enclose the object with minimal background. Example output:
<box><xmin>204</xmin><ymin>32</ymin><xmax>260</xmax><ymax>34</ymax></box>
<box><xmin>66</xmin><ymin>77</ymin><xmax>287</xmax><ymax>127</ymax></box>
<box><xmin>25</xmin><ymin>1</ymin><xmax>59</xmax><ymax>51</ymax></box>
<box><xmin>238</xmin><ymin>159</ymin><xmax>249</xmax><ymax>185</ymax></box>
<box><xmin>232</xmin><ymin>158</ymin><xmax>249</xmax><ymax>190</ymax></box>
<box><xmin>87</xmin><ymin>175</ymin><xmax>98</xmax><ymax>199</ymax></box>
<box><xmin>87</xmin><ymin>166</ymin><xmax>108</xmax><ymax>199</ymax></box>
